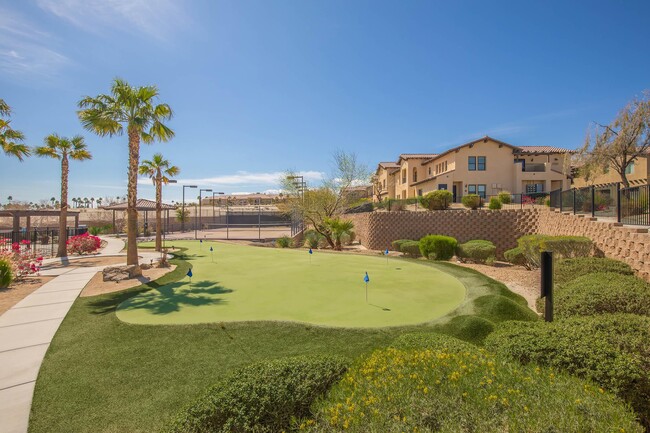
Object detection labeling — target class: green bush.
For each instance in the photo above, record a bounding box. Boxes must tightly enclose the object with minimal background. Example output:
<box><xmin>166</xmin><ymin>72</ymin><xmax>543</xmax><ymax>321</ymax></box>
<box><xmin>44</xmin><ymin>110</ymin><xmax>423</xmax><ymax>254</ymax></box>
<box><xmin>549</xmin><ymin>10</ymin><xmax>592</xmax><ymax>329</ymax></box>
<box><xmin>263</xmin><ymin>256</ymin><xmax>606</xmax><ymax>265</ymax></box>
<box><xmin>390</xmin><ymin>239</ymin><xmax>411</xmax><ymax>252</ymax></box>
<box><xmin>503</xmin><ymin>246</ymin><xmax>528</xmax><ymax>268</ymax></box>
<box><xmin>167</xmin><ymin>355</ymin><xmax>348</xmax><ymax>433</ymax></box>
<box><xmin>276</xmin><ymin>235</ymin><xmax>292</xmax><ymax>248</ymax></box>
<box><xmin>418</xmin><ymin>190</ymin><xmax>453</xmax><ymax>210</ymax></box>
<box><xmin>391</xmin><ymin>331</ymin><xmax>476</xmax><ymax>352</ymax></box>
<box><xmin>554</xmin><ymin>257</ymin><xmax>634</xmax><ymax>286</ymax></box>
<box><xmin>461</xmin><ymin>194</ymin><xmax>481</xmax><ymax>210</ymax></box>
<box><xmin>497</xmin><ymin>191</ymin><xmax>512</xmax><ymax>204</ymax></box>
<box><xmin>473</xmin><ymin>294</ymin><xmax>538</xmax><ymax>323</ymax></box>
<box><xmin>488</xmin><ymin>197</ymin><xmax>502</xmax><ymax>210</ymax></box>
<box><xmin>304</xmin><ymin>230</ymin><xmax>323</xmax><ymax>249</ymax></box>
<box><xmin>88</xmin><ymin>226</ymin><xmax>103</xmax><ymax>235</ymax></box>
<box><xmin>517</xmin><ymin>234</ymin><xmax>592</xmax><ymax>268</ymax></box>
<box><xmin>0</xmin><ymin>257</ymin><xmax>14</xmax><ymax>289</ymax></box>
<box><xmin>456</xmin><ymin>239</ymin><xmax>496</xmax><ymax>264</ymax></box>
<box><xmin>418</xmin><ymin>234</ymin><xmax>457</xmax><ymax>260</ymax></box>
<box><xmin>303</xmin><ymin>346</ymin><xmax>642</xmax><ymax>433</ymax></box>
<box><xmin>399</xmin><ymin>240</ymin><xmax>421</xmax><ymax>258</ymax></box>
<box><xmin>485</xmin><ymin>314</ymin><xmax>650</xmax><ymax>429</ymax></box>
<box><xmin>541</xmin><ymin>272</ymin><xmax>650</xmax><ymax>319</ymax></box>
<box><xmin>433</xmin><ymin>315</ymin><xmax>496</xmax><ymax>345</ymax></box>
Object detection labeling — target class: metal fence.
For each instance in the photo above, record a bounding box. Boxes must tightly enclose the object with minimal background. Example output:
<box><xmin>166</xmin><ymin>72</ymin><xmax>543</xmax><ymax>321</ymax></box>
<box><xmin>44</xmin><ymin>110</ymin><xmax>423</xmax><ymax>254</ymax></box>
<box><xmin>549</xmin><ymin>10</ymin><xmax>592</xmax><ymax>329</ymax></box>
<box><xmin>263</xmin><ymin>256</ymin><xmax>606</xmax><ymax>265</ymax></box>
<box><xmin>550</xmin><ymin>183</ymin><xmax>649</xmax><ymax>226</ymax></box>
<box><xmin>0</xmin><ymin>227</ymin><xmax>88</xmax><ymax>257</ymax></box>
<box><xmin>376</xmin><ymin>193</ymin><xmax>548</xmax><ymax>211</ymax></box>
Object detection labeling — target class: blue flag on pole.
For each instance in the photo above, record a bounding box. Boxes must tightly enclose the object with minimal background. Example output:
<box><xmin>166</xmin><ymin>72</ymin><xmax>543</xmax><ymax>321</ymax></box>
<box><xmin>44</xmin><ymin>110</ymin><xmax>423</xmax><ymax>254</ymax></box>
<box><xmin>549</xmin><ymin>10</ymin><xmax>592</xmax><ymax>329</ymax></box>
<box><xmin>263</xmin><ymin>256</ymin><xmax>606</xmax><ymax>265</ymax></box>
<box><xmin>187</xmin><ymin>268</ymin><xmax>193</xmax><ymax>278</ymax></box>
<box><xmin>384</xmin><ymin>248</ymin><xmax>389</xmax><ymax>255</ymax></box>
<box><xmin>210</xmin><ymin>246</ymin><xmax>213</xmax><ymax>252</ymax></box>
<box><xmin>364</xmin><ymin>272</ymin><xmax>369</xmax><ymax>283</ymax></box>
<box><xmin>309</xmin><ymin>248</ymin><xmax>313</xmax><ymax>255</ymax></box>
<box><xmin>200</xmin><ymin>239</ymin><xmax>203</xmax><ymax>243</ymax></box>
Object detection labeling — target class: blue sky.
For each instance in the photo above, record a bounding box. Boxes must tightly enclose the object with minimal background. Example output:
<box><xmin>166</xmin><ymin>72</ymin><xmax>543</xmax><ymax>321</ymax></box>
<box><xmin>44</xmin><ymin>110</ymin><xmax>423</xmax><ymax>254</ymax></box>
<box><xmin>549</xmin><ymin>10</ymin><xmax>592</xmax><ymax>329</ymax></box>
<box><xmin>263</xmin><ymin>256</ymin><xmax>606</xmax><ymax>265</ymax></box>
<box><xmin>1</xmin><ymin>0</ymin><xmax>649</xmax><ymax>203</ymax></box>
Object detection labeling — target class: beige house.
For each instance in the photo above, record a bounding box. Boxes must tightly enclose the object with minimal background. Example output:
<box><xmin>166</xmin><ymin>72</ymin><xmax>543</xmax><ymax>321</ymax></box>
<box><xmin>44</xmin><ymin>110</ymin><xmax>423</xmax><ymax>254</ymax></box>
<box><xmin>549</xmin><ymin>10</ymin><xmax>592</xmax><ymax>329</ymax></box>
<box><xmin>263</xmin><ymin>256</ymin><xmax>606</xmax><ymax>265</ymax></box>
<box><xmin>374</xmin><ymin>136</ymin><xmax>573</xmax><ymax>202</ymax></box>
<box><xmin>572</xmin><ymin>155</ymin><xmax>650</xmax><ymax>188</ymax></box>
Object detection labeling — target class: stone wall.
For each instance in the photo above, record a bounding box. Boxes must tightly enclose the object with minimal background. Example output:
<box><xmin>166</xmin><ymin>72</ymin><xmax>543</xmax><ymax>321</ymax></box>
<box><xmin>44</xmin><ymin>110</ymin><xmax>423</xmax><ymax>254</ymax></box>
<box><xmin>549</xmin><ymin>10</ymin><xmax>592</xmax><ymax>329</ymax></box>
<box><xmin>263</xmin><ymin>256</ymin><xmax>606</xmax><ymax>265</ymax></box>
<box><xmin>538</xmin><ymin>210</ymin><xmax>650</xmax><ymax>280</ymax></box>
<box><xmin>347</xmin><ymin>209</ymin><xmax>539</xmax><ymax>256</ymax></box>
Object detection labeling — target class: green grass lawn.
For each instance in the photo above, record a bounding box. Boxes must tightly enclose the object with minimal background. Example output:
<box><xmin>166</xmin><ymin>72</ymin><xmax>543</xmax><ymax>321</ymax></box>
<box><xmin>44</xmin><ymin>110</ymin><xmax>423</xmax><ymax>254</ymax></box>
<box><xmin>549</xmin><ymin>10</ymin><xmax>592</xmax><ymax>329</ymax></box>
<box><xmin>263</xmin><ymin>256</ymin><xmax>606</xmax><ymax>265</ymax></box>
<box><xmin>30</xmin><ymin>245</ymin><xmax>537</xmax><ymax>432</ymax></box>
<box><xmin>117</xmin><ymin>241</ymin><xmax>466</xmax><ymax>327</ymax></box>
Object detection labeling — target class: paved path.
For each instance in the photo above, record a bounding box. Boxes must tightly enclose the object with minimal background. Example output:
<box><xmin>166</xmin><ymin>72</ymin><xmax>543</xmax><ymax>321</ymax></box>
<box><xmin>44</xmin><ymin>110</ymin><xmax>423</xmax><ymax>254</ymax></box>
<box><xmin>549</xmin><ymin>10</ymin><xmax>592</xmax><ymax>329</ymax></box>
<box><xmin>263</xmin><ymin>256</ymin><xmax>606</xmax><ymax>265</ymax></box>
<box><xmin>0</xmin><ymin>236</ymin><xmax>128</xmax><ymax>433</ymax></box>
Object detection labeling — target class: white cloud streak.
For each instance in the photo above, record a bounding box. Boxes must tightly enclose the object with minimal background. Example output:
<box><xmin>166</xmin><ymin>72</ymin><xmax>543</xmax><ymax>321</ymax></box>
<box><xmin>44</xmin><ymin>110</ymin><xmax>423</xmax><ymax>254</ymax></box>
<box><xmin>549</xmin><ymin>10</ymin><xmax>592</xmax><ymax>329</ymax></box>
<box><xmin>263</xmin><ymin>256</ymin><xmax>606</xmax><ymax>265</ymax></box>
<box><xmin>36</xmin><ymin>0</ymin><xmax>188</xmax><ymax>40</ymax></box>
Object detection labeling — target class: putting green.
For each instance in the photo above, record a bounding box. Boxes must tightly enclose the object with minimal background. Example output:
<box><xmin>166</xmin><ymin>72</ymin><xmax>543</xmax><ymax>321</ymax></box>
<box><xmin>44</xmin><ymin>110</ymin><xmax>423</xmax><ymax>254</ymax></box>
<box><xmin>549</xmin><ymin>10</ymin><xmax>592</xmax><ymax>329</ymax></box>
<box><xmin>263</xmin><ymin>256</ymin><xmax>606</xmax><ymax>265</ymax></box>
<box><xmin>116</xmin><ymin>241</ymin><xmax>466</xmax><ymax>328</ymax></box>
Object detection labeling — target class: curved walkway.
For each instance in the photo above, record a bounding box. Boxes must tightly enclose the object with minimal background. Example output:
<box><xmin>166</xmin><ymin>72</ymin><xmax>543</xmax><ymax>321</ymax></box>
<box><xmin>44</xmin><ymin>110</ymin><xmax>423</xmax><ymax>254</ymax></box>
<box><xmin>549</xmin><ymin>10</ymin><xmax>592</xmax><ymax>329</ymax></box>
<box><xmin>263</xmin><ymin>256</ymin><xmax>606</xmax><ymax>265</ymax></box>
<box><xmin>0</xmin><ymin>236</ymin><xmax>160</xmax><ymax>433</ymax></box>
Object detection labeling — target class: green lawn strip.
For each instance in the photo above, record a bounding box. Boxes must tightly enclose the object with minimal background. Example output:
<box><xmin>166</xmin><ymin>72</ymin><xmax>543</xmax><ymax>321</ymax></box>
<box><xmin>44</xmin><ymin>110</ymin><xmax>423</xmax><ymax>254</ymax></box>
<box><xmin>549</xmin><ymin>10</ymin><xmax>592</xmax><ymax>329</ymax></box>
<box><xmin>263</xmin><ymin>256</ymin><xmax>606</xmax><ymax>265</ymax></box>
<box><xmin>29</xmin><ymin>247</ymin><xmax>536</xmax><ymax>432</ymax></box>
<box><xmin>117</xmin><ymin>241</ymin><xmax>467</xmax><ymax>328</ymax></box>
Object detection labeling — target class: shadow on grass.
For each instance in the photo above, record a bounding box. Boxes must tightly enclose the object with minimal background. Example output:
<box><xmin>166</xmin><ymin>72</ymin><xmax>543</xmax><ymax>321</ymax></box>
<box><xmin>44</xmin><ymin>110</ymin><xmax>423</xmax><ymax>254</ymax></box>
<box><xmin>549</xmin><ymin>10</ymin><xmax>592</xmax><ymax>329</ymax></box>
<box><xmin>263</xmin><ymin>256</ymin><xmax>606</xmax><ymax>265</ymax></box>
<box><xmin>119</xmin><ymin>280</ymin><xmax>233</xmax><ymax>315</ymax></box>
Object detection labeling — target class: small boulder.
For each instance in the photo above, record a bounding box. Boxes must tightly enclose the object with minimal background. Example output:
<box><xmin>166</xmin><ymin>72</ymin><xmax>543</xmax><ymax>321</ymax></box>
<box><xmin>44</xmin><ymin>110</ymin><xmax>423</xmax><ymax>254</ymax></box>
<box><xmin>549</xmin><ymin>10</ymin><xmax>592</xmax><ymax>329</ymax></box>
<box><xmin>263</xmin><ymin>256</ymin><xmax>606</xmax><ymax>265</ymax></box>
<box><xmin>102</xmin><ymin>265</ymin><xmax>142</xmax><ymax>282</ymax></box>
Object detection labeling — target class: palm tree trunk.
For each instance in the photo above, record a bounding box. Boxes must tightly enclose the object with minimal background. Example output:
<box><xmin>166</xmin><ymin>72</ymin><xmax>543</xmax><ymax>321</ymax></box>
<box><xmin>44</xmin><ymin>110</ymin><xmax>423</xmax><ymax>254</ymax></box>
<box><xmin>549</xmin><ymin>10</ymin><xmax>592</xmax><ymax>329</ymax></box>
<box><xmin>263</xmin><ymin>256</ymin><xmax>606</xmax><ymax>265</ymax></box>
<box><xmin>155</xmin><ymin>171</ymin><xmax>162</xmax><ymax>252</ymax></box>
<box><xmin>57</xmin><ymin>155</ymin><xmax>68</xmax><ymax>257</ymax></box>
<box><xmin>127</xmin><ymin>128</ymin><xmax>141</xmax><ymax>272</ymax></box>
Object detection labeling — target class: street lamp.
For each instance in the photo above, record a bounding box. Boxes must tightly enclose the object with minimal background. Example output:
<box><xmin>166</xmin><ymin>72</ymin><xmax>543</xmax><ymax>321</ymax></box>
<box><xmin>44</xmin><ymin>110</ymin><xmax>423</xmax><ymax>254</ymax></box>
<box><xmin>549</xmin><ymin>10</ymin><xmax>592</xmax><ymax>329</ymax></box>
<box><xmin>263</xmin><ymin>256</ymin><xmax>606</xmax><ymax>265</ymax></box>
<box><xmin>212</xmin><ymin>191</ymin><xmax>225</xmax><ymax>222</ymax></box>
<box><xmin>198</xmin><ymin>188</ymin><xmax>212</xmax><ymax>234</ymax></box>
<box><xmin>162</xmin><ymin>180</ymin><xmax>177</xmax><ymax>247</ymax></box>
<box><xmin>182</xmin><ymin>185</ymin><xmax>197</xmax><ymax>232</ymax></box>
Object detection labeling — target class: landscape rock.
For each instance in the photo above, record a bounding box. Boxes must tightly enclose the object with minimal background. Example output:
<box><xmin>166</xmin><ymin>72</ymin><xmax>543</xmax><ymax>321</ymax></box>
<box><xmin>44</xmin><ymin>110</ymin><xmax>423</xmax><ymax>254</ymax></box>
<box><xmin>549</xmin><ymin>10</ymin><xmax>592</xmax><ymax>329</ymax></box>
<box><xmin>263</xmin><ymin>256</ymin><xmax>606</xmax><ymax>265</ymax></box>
<box><xmin>103</xmin><ymin>265</ymin><xmax>142</xmax><ymax>282</ymax></box>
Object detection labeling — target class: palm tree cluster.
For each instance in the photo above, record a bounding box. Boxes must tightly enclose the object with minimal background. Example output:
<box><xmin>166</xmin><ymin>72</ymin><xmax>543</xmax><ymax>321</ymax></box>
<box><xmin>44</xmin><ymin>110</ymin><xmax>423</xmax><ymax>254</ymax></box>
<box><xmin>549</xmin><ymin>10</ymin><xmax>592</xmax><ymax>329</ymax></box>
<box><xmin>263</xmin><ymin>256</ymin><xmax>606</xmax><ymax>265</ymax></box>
<box><xmin>2</xmin><ymin>80</ymin><xmax>178</xmax><ymax>264</ymax></box>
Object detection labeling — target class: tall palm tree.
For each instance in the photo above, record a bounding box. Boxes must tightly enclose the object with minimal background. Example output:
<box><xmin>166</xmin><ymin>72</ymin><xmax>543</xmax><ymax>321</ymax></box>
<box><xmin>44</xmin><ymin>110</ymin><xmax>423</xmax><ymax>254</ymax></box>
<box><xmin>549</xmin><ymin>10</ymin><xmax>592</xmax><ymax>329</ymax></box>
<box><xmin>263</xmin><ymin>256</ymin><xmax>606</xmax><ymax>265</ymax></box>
<box><xmin>139</xmin><ymin>153</ymin><xmax>179</xmax><ymax>251</ymax></box>
<box><xmin>78</xmin><ymin>78</ymin><xmax>174</xmax><ymax>269</ymax></box>
<box><xmin>0</xmin><ymin>99</ymin><xmax>30</xmax><ymax>161</ymax></box>
<box><xmin>50</xmin><ymin>197</ymin><xmax>56</xmax><ymax>208</ymax></box>
<box><xmin>35</xmin><ymin>135</ymin><xmax>92</xmax><ymax>257</ymax></box>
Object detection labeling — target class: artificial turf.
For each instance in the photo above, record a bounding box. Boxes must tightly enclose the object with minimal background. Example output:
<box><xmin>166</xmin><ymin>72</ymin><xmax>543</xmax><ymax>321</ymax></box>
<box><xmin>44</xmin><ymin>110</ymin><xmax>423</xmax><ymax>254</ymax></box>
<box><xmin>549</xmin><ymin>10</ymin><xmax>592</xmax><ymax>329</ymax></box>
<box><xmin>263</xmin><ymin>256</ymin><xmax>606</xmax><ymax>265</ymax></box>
<box><xmin>116</xmin><ymin>241</ymin><xmax>466</xmax><ymax>328</ymax></box>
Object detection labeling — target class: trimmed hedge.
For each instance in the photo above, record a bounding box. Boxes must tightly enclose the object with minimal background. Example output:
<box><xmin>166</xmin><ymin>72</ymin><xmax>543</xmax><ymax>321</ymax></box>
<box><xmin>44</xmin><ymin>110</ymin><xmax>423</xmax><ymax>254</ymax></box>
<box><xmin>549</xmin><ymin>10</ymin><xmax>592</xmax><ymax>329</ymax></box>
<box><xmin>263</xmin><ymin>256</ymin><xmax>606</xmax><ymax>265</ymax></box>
<box><xmin>488</xmin><ymin>197</ymin><xmax>502</xmax><ymax>210</ymax></box>
<box><xmin>391</xmin><ymin>239</ymin><xmax>411</xmax><ymax>252</ymax></box>
<box><xmin>418</xmin><ymin>190</ymin><xmax>453</xmax><ymax>210</ymax></box>
<box><xmin>418</xmin><ymin>234</ymin><xmax>457</xmax><ymax>260</ymax></box>
<box><xmin>503</xmin><ymin>246</ymin><xmax>528</xmax><ymax>268</ymax></box>
<box><xmin>485</xmin><ymin>314</ymin><xmax>650</xmax><ymax>429</ymax></box>
<box><xmin>456</xmin><ymin>239</ymin><xmax>496</xmax><ymax>264</ymax></box>
<box><xmin>399</xmin><ymin>240</ymin><xmax>421</xmax><ymax>258</ymax></box>
<box><xmin>304</xmin><ymin>346</ymin><xmax>642</xmax><ymax>432</ymax></box>
<box><xmin>166</xmin><ymin>355</ymin><xmax>348</xmax><ymax>433</ymax></box>
<box><xmin>554</xmin><ymin>257</ymin><xmax>634</xmax><ymax>286</ymax></box>
<box><xmin>461</xmin><ymin>194</ymin><xmax>481</xmax><ymax>210</ymax></box>
<box><xmin>517</xmin><ymin>234</ymin><xmax>592</xmax><ymax>268</ymax></box>
<box><xmin>540</xmin><ymin>272</ymin><xmax>650</xmax><ymax>319</ymax></box>
<box><xmin>498</xmin><ymin>191</ymin><xmax>512</xmax><ymax>204</ymax></box>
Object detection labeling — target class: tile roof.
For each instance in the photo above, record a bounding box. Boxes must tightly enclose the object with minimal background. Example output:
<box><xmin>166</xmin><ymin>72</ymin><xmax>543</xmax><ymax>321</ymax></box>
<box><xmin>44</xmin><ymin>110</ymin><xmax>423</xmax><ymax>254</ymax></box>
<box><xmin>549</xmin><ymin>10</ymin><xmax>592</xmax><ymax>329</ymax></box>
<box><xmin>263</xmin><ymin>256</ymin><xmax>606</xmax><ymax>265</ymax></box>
<box><xmin>399</xmin><ymin>153</ymin><xmax>438</xmax><ymax>160</ymax></box>
<box><xmin>515</xmin><ymin>145</ymin><xmax>575</xmax><ymax>154</ymax></box>
<box><xmin>378</xmin><ymin>161</ymin><xmax>400</xmax><ymax>168</ymax></box>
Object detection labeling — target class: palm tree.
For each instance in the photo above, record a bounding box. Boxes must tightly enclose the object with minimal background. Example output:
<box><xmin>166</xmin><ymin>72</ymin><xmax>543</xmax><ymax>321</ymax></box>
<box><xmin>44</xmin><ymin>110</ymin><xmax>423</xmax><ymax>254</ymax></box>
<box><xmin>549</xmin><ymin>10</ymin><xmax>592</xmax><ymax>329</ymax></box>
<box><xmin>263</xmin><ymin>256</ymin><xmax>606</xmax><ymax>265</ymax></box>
<box><xmin>0</xmin><ymin>99</ymin><xmax>30</xmax><ymax>161</ymax></box>
<box><xmin>97</xmin><ymin>197</ymin><xmax>103</xmax><ymax>208</ymax></box>
<box><xmin>326</xmin><ymin>217</ymin><xmax>355</xmax><ymax>251</ymax></box>
<box><xmin>78</xmin><ymin>78</ymin><xmax>174</xmax><ymax>269</ymax></box>
<box><xmin>50</xmin><ymin>197</ymin><xmax>56</xmax><ymax>208</ymax></box>
<box><xmin>90</xmin><ymin>197</ymin><xmax>95</xmax><ymax>208</ymax></box>
<box><xmin>35</xmin><ymin>135</ymin><xmax>92</xmax><ymax>257</ymax></box>
<box><xmin>139</xmin><ymin>153</ymin><xmax>179</xmax><ymax>251</ymax></box>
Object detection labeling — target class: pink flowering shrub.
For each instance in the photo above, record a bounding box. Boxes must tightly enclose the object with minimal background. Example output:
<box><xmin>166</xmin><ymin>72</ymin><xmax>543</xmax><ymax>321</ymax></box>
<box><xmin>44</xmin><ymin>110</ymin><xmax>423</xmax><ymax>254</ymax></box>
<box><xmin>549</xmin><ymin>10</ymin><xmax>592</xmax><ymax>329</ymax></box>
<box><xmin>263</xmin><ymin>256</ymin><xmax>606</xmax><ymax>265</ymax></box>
<box><xmin>67</xmin><ymin>232</ymin><xmax>101</xmax><ymax>255</ymax></box>
<box><xmin>0</xmin><ymin>243</ymin><xmax>43</xmax><ymax>281</ymax></box>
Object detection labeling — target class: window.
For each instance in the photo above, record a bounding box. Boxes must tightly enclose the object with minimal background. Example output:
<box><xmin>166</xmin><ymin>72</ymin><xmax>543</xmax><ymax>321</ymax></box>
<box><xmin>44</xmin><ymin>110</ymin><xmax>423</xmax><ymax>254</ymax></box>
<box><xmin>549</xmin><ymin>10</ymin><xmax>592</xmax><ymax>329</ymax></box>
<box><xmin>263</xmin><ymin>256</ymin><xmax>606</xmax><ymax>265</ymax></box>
<box><xmin>525</xmin><ymin>183</ymin><xmax>544</xmax><ymax>193</ymax></box>
<box><xmin>401</xmin><ymin>169</ymin><xmax>406</xmax><ymax>184</ymax></box>
<box><xmin>438</xmin><ymin>184</ymin><xmax>447</xmax><ymax>190</ymax></box>
<box><xmin>626</xmin><ymin>162</ymin><xmax>634</xmax><ymax>174</ymax></box>
<box><xmin>468</xmin><ymin>156</ymin><xmax>476</xmax><ymax>171</ymax></box>
<box><xmin>413</xmin><ymin>167</ymin><xmax>418</xmax><ymax>183</ymax></box>
<box><xmin>477</xmin><ymin>156</ymin><xmax>486</xmax><ymax>171</ymax></box>
<box><xmin>467</xmin><ymin>184</ymin><xmax>477</xmax><ymax>195</ymax></box>
<box><xmin>428</xmin><ymin>166</ymin><xmax>431</xmax><ymax>176</ymax></box>
<box><xmin>444</xmin><ymin>161</ymin><xmax>447</xmax><ymax>171</ymax></box>
<box><xmin>382</xmin><ymin>179</ymin><xmax>386</xmax><ymax>188</ymax></box>
<box><xmin>417</xmin><ymin>189</ymin><xmax>423</xmax><ymax>196</ymax></box>
<box><xmin>477</xmin><ymin>184</ymin><xmax>486</xmax><ymax>198</ymax></box>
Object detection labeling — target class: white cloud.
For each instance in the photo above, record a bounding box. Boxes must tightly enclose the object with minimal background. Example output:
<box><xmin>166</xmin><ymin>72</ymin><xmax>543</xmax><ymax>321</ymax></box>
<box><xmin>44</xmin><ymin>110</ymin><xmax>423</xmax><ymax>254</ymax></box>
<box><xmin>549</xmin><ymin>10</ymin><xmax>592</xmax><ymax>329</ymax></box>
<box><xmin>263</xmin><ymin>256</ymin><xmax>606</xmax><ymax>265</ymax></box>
<box><xmin>0</xmin><ymin>8</ymin><xmax>69</xmax><ymax>79</ymax></box>
<box><xmin>36</xmin><ymin>0</ymin><xmax>188</xmax><ymax>40</ymax></box>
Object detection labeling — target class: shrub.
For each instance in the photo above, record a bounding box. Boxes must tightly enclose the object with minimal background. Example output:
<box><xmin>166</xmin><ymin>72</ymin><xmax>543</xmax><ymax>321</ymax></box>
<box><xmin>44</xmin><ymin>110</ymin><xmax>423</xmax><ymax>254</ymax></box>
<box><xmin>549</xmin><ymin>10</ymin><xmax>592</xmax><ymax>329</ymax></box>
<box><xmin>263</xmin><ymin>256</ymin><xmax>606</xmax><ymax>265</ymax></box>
<box><xmin>461</xmin><ymin>194</ymin><xmax>481</xmax><ymax>210</ymax></box>
<box><xmin>497</xmin><ymin>191</ymin><xmax>512</xmax><ymax>204</ymax></box>
<box><xmin>488</xmin><ymin>197</ymin><xmax>502</xmax><ymax>210</ymax></box>
<box><xmin>276</xmin><ymin>235</ymin><xmax>292</xmax><ymax>248</ymax></box>
<box><xmin>473</xmin><ymin>294</ymin><xmax>538</xmax><ymax>323</ymax></box>
<box><xmin>517</xmin><ymin>234</ymin><xmax>592</xmax><ymax>268</ymax></box>
<box><xmin>67</xmin><ymin>232</ymin><xmax>101</xmax><ymax>255</ymax></box>
<box><xmin>304</xmin><ymin>346</ymin><xmax>642</xmax><ymax>433</ymax></box>
<box><xmin>390</xmin><ymin>331</ymin><xmax>476</xmax><ymax>352</ymax></box>
<box><xmin>391</xmin><ymin>239</ymin><xmax>410</xmax><ymax>251</ymax></box>
<box><xmin>419</xmin><ymin>190</ymin><xmax>453</xmax><ymax>210</ymax></box>
<box><xmin>554</xmin><ymin>257</ymin><xmax>634</xmax><ymax>286</ymax></box>
<box><xmin>167</xmin><ymin>355</ymin><xmax>348</xmax><ymax>433</ymax></box>
<box><xmin>304</xmin><ymin>230</ymin><xmax>322</xmax><ymax>249</ymax></box>
<box><xmin>433</xmin><ymin>315</ymin><xmax>496</xmax><ymax>345</ymax></box>
<box><xmin>543</xmin><ymin>272</ymin><xmax>650</xmax><ymax>319</ymax></box>
<box><xmin>88</xmin><ymin>226</ymin><xmax>103</xmax><ymax>235</ymax></box>
<box><xmin>456</xmin><ymin>239</ymin><xmax>496</xmax><ymax>264</ymax></box>
<box><xmin>503</xmin><ymin>246</ymin><xmax>528</xmax><ymax>268</ymax></box>
<box><xmin>0</xmin><ymin>256</ymin><xmax>14</xmax><ymax>288</ymax></box>
<box><xmin>399</xmin><ymin>240</ymin><xmax>421</xmax><ymax>258</ymax></box>
<box><xmin>485</xmin><ymin>314</ymin><xmax>650</xmax><ymax>429</ymax></box>
<box><xmin>418</xmin><ymin>234</ymin><xmax>457</xmax><ymax>260</ymax></box>
<box><xmin>3</xmin><ymin>243</ymin><xmax>43</xmax><ymax>277</ymax></box>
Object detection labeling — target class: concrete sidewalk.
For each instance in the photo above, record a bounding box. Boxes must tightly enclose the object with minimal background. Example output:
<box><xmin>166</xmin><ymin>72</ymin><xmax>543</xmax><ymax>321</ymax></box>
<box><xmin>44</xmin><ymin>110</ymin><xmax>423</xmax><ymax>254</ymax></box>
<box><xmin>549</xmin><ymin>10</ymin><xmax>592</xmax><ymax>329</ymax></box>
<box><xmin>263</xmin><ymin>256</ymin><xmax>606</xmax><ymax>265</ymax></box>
<box><xmin>0</xmin><ymin>236</ymin><xmax>127</xmax><ymax>433</ymax></box>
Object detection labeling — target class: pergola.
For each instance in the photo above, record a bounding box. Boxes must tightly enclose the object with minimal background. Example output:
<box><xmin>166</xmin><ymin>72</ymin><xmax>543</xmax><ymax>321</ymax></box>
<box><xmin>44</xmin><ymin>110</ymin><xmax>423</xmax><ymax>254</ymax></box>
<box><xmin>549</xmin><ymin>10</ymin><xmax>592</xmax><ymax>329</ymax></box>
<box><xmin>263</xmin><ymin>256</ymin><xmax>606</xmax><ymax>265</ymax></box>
<box><xmin>102</xmin><ymin>199</ymin><xmax>176</xmax><ymax>234</ymax></box>
<box><xmin>0</xmin><ymin>209</ymin><xmax>80</xmax><ymax>232</ymax></box>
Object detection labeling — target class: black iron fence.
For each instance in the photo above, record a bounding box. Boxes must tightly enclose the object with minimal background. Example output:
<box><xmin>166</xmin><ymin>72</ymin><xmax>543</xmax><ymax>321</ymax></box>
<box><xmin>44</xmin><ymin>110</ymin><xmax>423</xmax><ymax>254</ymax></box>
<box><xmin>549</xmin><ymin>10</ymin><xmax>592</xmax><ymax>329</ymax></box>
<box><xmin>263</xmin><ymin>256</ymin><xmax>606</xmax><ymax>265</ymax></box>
<box><xmin>0</xmin><ymin>227</ymin><xmax>88</xmax><ymax>257</ymax></box>
<box><xmin>550</xmin><ymin>183</ymin><xmax>649</xmax><ymax>226</ymax></box>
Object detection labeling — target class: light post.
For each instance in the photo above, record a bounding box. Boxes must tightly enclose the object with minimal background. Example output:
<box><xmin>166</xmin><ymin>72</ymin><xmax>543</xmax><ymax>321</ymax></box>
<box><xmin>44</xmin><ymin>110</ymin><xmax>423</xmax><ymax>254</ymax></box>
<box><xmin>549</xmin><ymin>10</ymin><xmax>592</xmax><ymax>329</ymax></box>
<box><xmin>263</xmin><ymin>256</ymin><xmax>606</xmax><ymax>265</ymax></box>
<box><xmin>163</xmin><ymin>180</ymin><xmax>177</xmax><ymax>248</ymax></box>
<box><xmin>182</xmin><ymin>185</ymin><xmax>197</xmax><ymax>232</ymax></box>
<box><xmin>199</xmin><ymin>189</ymin><xmax>212</xmax><ymax>234</ymax></box>
<box><xmin>287</xmin><ymin>175</ymin><xmax>306</xmax><ymax>235</ymax></box>
<box><xmin>212</xmin><ymin>191</ymin><xmax>225</xmax><ymax>223</ymax></box>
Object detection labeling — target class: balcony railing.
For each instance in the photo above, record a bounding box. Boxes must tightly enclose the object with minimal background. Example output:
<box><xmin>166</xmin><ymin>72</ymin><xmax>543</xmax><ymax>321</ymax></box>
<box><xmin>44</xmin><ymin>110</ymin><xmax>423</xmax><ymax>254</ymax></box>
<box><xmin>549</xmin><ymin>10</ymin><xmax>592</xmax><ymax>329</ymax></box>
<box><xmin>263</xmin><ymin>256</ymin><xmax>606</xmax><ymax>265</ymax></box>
<box><xmin>522</xmin><ymin>163</ymin><xmax>546</xmax><ymax>172</ymax></box>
